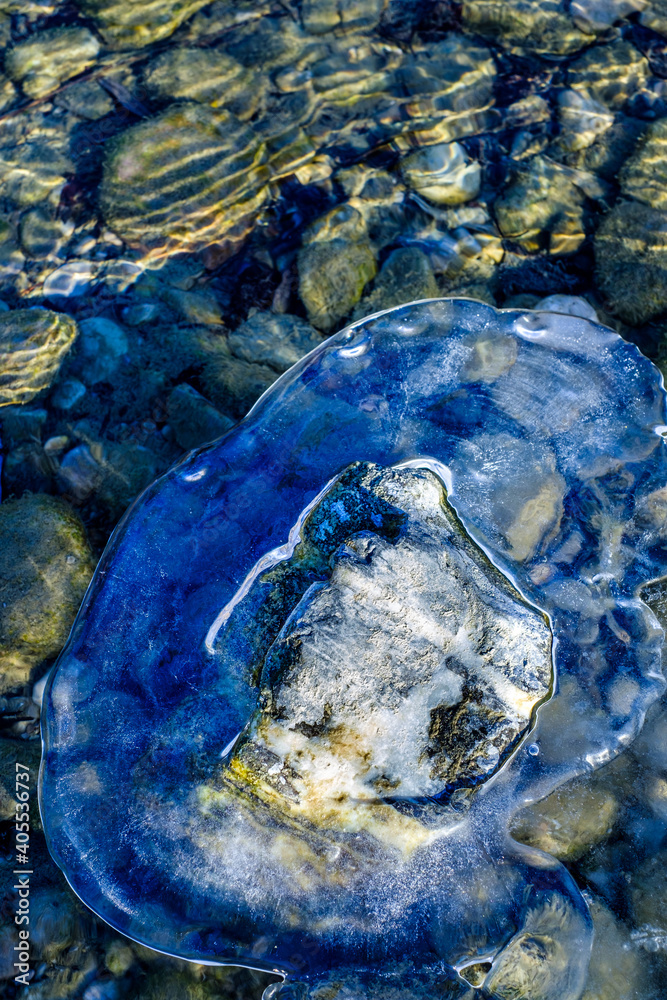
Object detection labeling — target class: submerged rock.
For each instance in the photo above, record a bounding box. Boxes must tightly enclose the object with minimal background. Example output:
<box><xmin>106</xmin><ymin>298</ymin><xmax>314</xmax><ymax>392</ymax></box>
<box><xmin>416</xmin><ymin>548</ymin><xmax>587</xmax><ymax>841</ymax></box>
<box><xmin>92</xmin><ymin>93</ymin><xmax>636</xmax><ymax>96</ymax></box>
<box><xmin>142</xmin><ymin>47</ymin><xmax>262</xmax><ymax>120</ymax></box>
<box><xmin>0</xmin><ymin>494</ymin><xmax>95</xmax><ymax>694</ymax></box>
<box><xmin>534</xmin><ymin>294</ymin><xmax>599</xmax><ymax>321</ymax></box>
<box><xmin>580</xmin><ymin>898</ymin><xmax>646</xmax><ymax>1000</ymax></box>
<box><xmin>461</xmin><ymin>0</ymin><xmax>595</xmax><ymax>56</ymax></box>
<box><xmin>570</xmin><ymin>0</ymin><xmax>647</xmax><ymax>31</ymax></box>
<box><xmin>73</xmin><ymin>317</ymin><xmax>129</xmax><ymax>387</ymax></box>
<box><xmin>555</xmin><ymin>90</ymin><xmax>614</xmax><ymax>154</ymax></box>
<box><xmin>298</xmin><ymin>237</ymin><xmax>378</xmax><ymax>331</ymax></box>
<box><xmin>483</xmin><ymin>896</ymin><xmax>590</xmax><ymax>1000</ymax></box>
<box><xmin>619</xmin><ymin>118</ymin><xmax>667</xmax><ymax>212</ymax></box>
<box><xmin>0</xmin><ymin>109</ymin><xmax>73</xmax><ymax>210</ymax></box>
<box><xmin>58</xmin><ymin>440</ymin><xmax>162</xmax><ymax>519</ymax></box>
<box><xmin>300</xmin><ymin>0</ymin><xmax>385</xmax><ymax>34</ymax></box>
<box><xmin>567</xmin><ymin>39</ymin><xmax>650</xmax><ymax>110</ymax></box>
<box><xmin>73</xmin><ymin>0</ymin><xmax>211</xmax><ymax>48</ymax></box>
<box><xmin>493</xmin><ymin>156</ymin><xmax>586</xmax><ymax>254</ymax></box>
<box><xmin>0</xmin><ymin>308</ymin><xmax>77</xmax><ymax>407</ymax></box>
<box><xmin>511</xmin><ymin>773</ymin><xmax>619</xmax><ymax>859</ymax></box>
<box><xmin>4</xmin><ymin>26</ymin><xmax>99</xmax><ymax>97</ymax></box>
<box><xmin>99</xmin><ymin>103</ymin><xmax>271</xmax><ymax>257</ymax></box>
<box><xmin>227</xmin><ymin>311</ymin><xmax>322</xmax><ymax>372</ymax></box>
<box><xmin>201</xmin><ymin>310</ymin><xmax>323</xmax><ymax>417</ymax></box>
<box><xmin>594</xmin><ymin>199</ymin><xmax>667</xmax><ymax>325</ymax></box>
<box><xmin>354</xmin><ymin>246</ymin><xmax>439</xmax><ymax>317</ymax></box>
<box><xmin>167</xmin><ymin>384</ymin><xmax>234</xmax><ymax>451</ymax></box>
<box><xmin>400</xmin><ymin>142</ymin><xmax>481</xmax><ymax>206</ymax></box>
<box><xmin>201</xmin><ymin>341</ymin><xmax>279</xmax><ymax>419</ymax></box>
<box><xmin>19</xmin><ymin>206</ymin><xmax>74</xmax><ymax>258</ymax></box>
<box><xmin>640</xmin><ymin>0</ymin><xmax>667</xmax><ymax>37</ymax></box>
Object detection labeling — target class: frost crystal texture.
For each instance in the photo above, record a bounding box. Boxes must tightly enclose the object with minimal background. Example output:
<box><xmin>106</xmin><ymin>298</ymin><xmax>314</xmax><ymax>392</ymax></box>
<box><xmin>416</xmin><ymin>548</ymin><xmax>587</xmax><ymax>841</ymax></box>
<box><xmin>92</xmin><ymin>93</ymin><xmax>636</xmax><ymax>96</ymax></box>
<box><xmin>40</xmin><ymin>299</ymin><xmax>667</xmax><ymax>1000</ymax></box>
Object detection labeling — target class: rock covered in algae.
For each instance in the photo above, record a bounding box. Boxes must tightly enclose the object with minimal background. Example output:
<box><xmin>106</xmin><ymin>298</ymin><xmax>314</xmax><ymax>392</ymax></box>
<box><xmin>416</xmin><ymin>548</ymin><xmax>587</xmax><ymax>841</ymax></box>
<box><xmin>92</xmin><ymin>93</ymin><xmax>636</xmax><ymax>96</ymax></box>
<box><xmin>142</xmin><ymin>47</ymin><xmax>261</xmax><ymax>120</ymax></box>
<box><xmin>461</xmin><ymin>0</ymin><xmax>595</xmax><ymax>56</ymax></box>
<box><xmin>494</xmin><ymin>156</ymin><xmax>586</xmax><ymax>254</ymax></box>
<box><xmin>591</xmin><ymin>118</ymin><xmax>667</xmax><ymax>324</ymax></box>
<box><xmin>567</xmin><ymin>39</ymin><xmax>650</xmax><ymax>110</ymax></box>
<box><xmin>99</xmin><ymin>103</ymin><xmax>271</xmax><ymax>256</ymax></box>
<box><xmin>354</xmin><ymin>247</ymin><xmax>439</xmax><ymax>318</ymax></box>
<box><xmin>0</xmin><ymin>308</ymin><xmax>77</xmax><ymax>406</ymax></box>
<box><xmin>300</xmin><ymin>0</ymin><xmax>385</xmax><ymax>34</ymax></box>
<box><xmin>4</xmin><ymin>26</ymin><xmax>99</xmax><ymax>97</ymax></box>
<box><xmin>483</xmin><ymin>896</ymin><xmax>590</xmax><ymax>1000</ymax></box>
<box><xmin>232</xmin><ymin>463</ymin><xmax>551</xmax><ymax>804</ymax></box>
<box><xmin>0</xmin><ymin>494</ymin><xmax>95</xmax><ymax>693</ymax></box>
<box><xmin>73</xmin><ymin>0</ymin><xmax>210</xmax><ymax>48</ymax></box>
<box><xmin>594</xmin><ymin>200</ymin><xmax>667</xmax><ymax>325</ymax></box>
<box><xmin>298</xmin><ymin>238</ymin><xmax>378</xmax><ymax>332</ymax></box>
<box><xmin>618</xmin><ymin>118</ymin><xmax>667</xmax><ymax>212</ymax></box>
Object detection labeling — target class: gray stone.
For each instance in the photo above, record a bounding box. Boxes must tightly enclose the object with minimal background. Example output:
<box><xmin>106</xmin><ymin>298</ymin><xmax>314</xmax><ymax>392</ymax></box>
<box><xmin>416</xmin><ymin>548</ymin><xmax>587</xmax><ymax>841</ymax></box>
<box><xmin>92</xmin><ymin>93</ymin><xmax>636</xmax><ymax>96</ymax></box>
<box><xmin>228</xmin><ymin>311</ymin><xmax>322</xmax><ymax>372</ymax></box>
<box><xmin>401</xmin><ymin>142</ymin><xmax>481</xmax><ymax>206</ymax></box>
<box><xmin>166</xmin><ymin>384</ymin><xmax>234</xmax><ymax>451</ymax></box>
<box><xmin>534</xmin><ymin>294</ymin><xmax>599</xmax><ymax>322</ymax></box>
<box><xmin>51</xmin><ymin>377</ymin><xmax>86</xmax><ymax>411</ymax></box>
<box><xmin>202</xmin><ymin>339</ymin><xmax>279</xmax><ymax>419</ymax></box>
<box><xmin>571</xmin><ymin>0</ymin><xmax>645</xmax><ymax>30</ymax></box>
<box><xmin>43</xmin><ymin>261</ymin><xmax>97</xmax><ymax>300</ymax></box>
<box><xmin>354</xmin><ymin>247</ymin><xmax>438</xmax><ymax>318</ymax></box>
<box><xmin>74</xmin><ymin>317</ymin><xmax>129</xmax><ymax>386</ymax></box>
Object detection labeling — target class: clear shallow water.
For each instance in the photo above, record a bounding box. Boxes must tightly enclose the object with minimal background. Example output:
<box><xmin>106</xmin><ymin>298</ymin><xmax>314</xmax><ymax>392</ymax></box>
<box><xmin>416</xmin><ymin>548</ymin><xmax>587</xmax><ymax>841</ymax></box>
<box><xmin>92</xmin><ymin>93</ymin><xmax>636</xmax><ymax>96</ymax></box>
<box><xmin>40</xmin><ymin>299</ymin><xmax>667</xmax><ymax>998</ymax></box>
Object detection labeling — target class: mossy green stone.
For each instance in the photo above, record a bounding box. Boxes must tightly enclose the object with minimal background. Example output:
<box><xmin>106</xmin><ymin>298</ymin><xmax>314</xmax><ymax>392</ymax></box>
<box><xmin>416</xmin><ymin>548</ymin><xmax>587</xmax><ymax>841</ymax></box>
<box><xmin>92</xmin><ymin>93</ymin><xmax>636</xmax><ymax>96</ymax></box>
<box><xmin>0</xmin><ymin>308</ymin><xmax>77</xmax><ymax>406</ymax></box>
<box><xmin>0</xmin><ymin>494</ymin><xmax>95</xmax><ymax>693</ymax></box>
<box><xmin>594</xmin><ymin>199</ymin><xmax>667</xmax><ymax>325</ymax></box>
<box><xmin>298</xmin><ymin>238</ymin><xmax>378</xmax><ymax>332</ymax></box>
